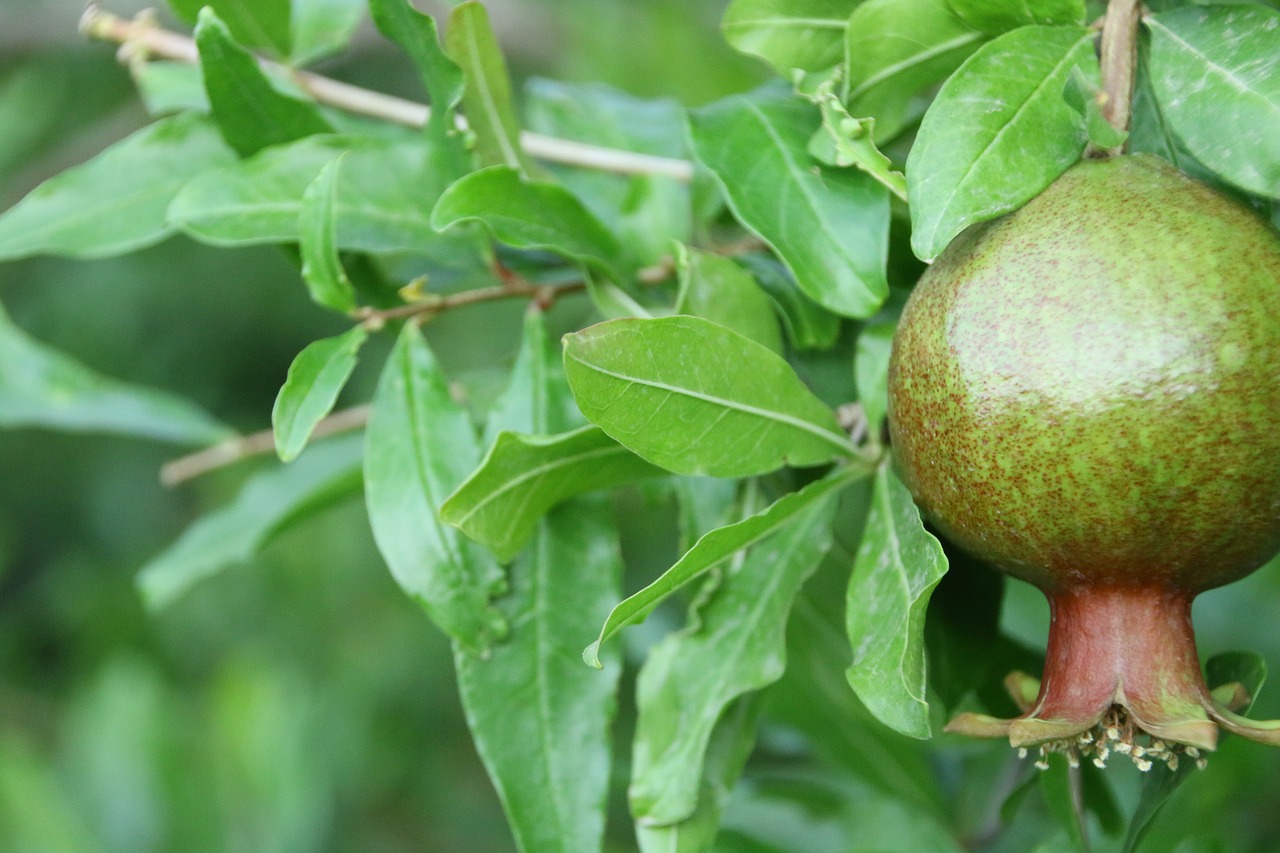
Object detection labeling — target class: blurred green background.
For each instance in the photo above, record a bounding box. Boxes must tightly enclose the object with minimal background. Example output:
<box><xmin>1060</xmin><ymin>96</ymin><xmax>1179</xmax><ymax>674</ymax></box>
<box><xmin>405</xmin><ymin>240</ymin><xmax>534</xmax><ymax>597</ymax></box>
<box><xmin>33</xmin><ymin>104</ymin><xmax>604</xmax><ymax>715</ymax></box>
<box><xmin>4</xmin><ymin>1</ymin><xmax>1280</xmax><ymax>851</ymax></box>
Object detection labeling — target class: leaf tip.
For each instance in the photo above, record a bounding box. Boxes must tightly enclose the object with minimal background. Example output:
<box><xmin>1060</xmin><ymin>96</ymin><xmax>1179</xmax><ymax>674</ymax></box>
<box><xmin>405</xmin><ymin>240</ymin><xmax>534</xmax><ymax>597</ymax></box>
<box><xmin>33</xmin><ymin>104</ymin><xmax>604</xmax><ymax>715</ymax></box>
<box><xmin>582</xmin><ymin>641</ymin><xmax>604</xmax><ymax>669</ymax></box>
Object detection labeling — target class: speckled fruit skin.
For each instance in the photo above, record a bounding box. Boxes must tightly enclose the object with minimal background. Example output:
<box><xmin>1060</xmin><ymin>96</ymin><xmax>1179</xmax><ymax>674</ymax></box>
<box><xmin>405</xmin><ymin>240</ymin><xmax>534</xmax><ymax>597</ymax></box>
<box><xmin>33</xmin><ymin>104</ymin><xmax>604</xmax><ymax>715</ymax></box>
<box><xmin>888</xmin><ymin>154</ymin><xmax>1280</xmax><ymax>754</ymax></box>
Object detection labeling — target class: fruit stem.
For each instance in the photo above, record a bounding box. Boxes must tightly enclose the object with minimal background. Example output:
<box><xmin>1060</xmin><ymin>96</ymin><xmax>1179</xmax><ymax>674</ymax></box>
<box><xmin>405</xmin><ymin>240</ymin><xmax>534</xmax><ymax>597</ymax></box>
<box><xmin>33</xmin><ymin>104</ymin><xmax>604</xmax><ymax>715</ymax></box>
<box><xmin>1090</xmin><ymin>0</ymin><xmax>1142</xmax><ymax>158</ymax></box>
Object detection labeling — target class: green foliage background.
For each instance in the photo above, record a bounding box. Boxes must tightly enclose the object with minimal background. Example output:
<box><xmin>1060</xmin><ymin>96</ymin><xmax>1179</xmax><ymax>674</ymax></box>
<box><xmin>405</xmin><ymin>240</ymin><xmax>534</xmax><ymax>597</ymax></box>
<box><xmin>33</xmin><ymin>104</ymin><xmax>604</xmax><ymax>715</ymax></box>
<box><xmin>2</xmin><ymin>1</ymin><xmax>1280</xmax><ymax>851</ymax></box>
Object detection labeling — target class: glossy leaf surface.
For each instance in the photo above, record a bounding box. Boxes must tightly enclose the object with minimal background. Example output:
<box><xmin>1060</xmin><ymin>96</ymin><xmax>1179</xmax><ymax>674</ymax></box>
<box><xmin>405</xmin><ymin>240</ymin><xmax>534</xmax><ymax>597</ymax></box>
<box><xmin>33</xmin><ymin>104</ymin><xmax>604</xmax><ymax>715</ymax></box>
<box><xmin>446</xmin><ymin>1</ymin><xmax>528</xmax><ymax>172</ymax></box>
<box><xmin>690</xmin><ymin>91</ymin><xmax>889</xmax><ymax>318</ymax></box>
<box><xmin>583</xmin><ymin>468</ymin><xmax>868</xmax><ymax>667</ymax></box>
<box><xmin>364</xmin><ymin>323</ymin><xmax>506</xmax><ymax>654</ymax></box>
<box><xmin>948</xmin><ymin>0</ymin><xmax>1085</xmax><ymax>34</ymax></box>
<box><xmin>674</xmin><ymin>244</ymin><xmax>784</xmax><ymax>355</ymax></box>
<box><xmin>907</xmin><ymin>25</ymin><xmax>1096</xmax><ymax>260</ymax></box>
<box><xmin>720</xmin><ymin>0</ymin><xmax>854</xmax><ymax>73</ymax></box>
<box><xmin>629</xmin><ymin>490</ymin><xmax>836</xmax><ymax>825</ymax></box>
<box><xmin>431</xmin><ymin>165</ymin><xmax>627</xmax><ymax>277</ymax></box>
<box><xmin>297</xmin><ymin>154</ymin><xmax>356</xmax><ymax>313</ymax></box>
<box><xmin>563</xmin><ymin>316</ymin><xmax>855</xmax><ymax>477</ymax></box>
<box><xmin>0</xmin><ymin>113</ymin><xmax>234</xmax><ymax>260</ymax></box>
<box><xmin>845</xmin><ymin>463</ymin><xmax>948</xmax><ymax>739</ymax></box>
<box><xmin>441</xmin><ymin>425</ymin><xmax>664</xmax><ymax>562</ymax></box>
<box><xmin>272</xmin><ymin>327</ymin><xmax>367</xmax><ymax>463</ymax></box>
<box><xmin>194</xmin><ymin>8</ymin><xmax>331</xmax><ymax>158</ymax></box>
<box><xmin>1146</xmin><ymin>5</ymin><xmax>1280</xmax><ymax>199</ymax></box>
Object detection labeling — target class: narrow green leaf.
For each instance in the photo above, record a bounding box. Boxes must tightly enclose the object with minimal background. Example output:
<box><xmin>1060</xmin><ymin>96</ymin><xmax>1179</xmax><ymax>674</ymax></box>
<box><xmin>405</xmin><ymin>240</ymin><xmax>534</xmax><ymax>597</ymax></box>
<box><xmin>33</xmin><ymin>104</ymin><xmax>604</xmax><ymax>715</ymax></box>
<box><xmin>629</xmin><ymin>492</ymin><xmax>837</xmax><ymax>825</ymax></box>
<box><xmin>907</xmin><ymin>26</ymin><xmax>1097</xmax><ymax>261</ymax></box>
<box><xmin>0</xmin><ymin>301</ymin><xmax>232</xmax><ymax>445</ymax></box>
<box><xmin>845</xmin><ymin>463</ymin><xmax>948</xmax><ymax>739</ymax></box>
<box><xmin>272</xmin><ymin>327</ymin><xmax>367</xmax><ymax>463</ymax></box>
<box><xmin>524</xmin><ymin>79</ymin><xmax>691</xmax><ymax>267</ymax></box>
<box><xmin>445</xmin><ymin>1</ymin><xmax>529</xmax><ymax>172</ymax></box>
<box><xmin>194</xmin><ymin>8</ymin><xmax>332</xmax><ymax>158</ymax></box>
<box><xmin>298</xmin><ymin>154</ymin><xmax>356</xmax><ymax>313</ymax></box>
<box><xmin>564</xmin><ymin>316</ymin><xmax>855</xmax><ymax>478</ymax></box>
<box><xmin>363</xmin><ymin>323</ymin><xmax>506</xmax><ymax>654</ymax></box>
<box><xmin>456</xmin><ymin>504</ymin><xmax>622</xmax><ymax>853</ymax></box>
<box><xmin>291</xmin><ymin>0</ymin><xmax>364</xmax><ymax>64</ymax></box>
<box><xmin>583</xmin><ymin>467</ymin><xmax>868</xmax><ymax>668</ymax></box>
<box><xmin>854</xmin><ymin>319</ymin><xmax>894</xmax><ymax>434</ymax></box>
<box><xmin>431</xmin><ymin>165</ymin><xmax>628</xmax><ymax>276</ymax></box>
<box><xmin>635</xmin><ymin>697</ymin><xmax>761</xmax><ymax>853</ymax></box>
<box><xmin>807</xmin><ymin>101</ymin><xmax>908</xmax><ymax>199</ymax></box>
<box><xmin>441</xmin><ymin>425</ymin><xmax>665</xmax><ymax>562</ymax></box>
<box><xmin>368</xmin><ymin>0</ymin><xmax>470</xmax><ymax>174</ymax></box>
<box><xmin>170</xmin><ymin>134</ymin><xmax>481</xmax><ymax>259</ymax></box>
<box><xmin>137</xmin><ymin>434</ymin><xmax>363</xmax><ymax>609</ymax></box>
<box><xmin>740</xmin><ymin>254</ymin><xmax>842</xmax><ymax>351</ymax></box>
<box><xmin>170</xmin><ymin>0</ymin><xmax>292</xmax><ymax>57</ymax></box>
<box><xmin>845</xmin><ymin>0</ymin><xmax>986</xmax><ymax>142</ymax></box>
<box><xmin>133</xmin><ymin>61</ymin><xmax>209</xmax><ymax>116</ymax></box>
<box><xmin>720</xmin><ymin>0</ymin><xmax>854</xmax><ymax>73</ymax></box>
<box><xmin>1146</xmin><ymin>5</ymin><xmax>1280</xmax><ymax>199</ymax></box>
<box><xmin>948</xmin><ymin>0</ymin><xmax>1085</xmax><ymax>35</ymax></box>
<box><xmin>675</xmin><ymin>244</ymin><xmax>784</xmax><ymax>354</ymax></box>
<box><xmin>0</xmin><ymin>113</ymin><xmax>234</xmax><ymax>260</ymax></box>
<box><xmin>454</xmin><ymin>308</ymin><xmax>621</xmax><ymax>853</ymax></box>
<box><xmin>689</xmin><ymin>91</ymin><xmax>890</xmax><ymax>319</ymax></box>
<box><xmin>483</xmin><ymin>307</ymin><xmax>582</xmax><ymax>443</ymax></box>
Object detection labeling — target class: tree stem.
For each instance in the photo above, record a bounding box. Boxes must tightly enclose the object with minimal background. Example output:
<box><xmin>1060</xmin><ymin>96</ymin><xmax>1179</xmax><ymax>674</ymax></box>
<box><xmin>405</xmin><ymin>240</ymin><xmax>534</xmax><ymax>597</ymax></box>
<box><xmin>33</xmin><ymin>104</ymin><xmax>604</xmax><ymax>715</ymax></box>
<box><xmin>79</xmin><ymin>5</ymin><xmax>695</xmax><ymax>181</ymax></box>
<box><xmin>1091</xmin><ymin>0</ymin><xmax>1142</xmax><ymax>157</ymax></box>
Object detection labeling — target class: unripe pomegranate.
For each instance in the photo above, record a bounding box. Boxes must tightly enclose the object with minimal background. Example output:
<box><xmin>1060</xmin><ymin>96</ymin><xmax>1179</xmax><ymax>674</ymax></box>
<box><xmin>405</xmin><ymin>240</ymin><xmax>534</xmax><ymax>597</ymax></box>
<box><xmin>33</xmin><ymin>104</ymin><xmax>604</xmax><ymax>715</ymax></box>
<box><xmin>888</xmin><ymin>154</ymin><xmax>1280</xmax><ymax>767</ymax></box>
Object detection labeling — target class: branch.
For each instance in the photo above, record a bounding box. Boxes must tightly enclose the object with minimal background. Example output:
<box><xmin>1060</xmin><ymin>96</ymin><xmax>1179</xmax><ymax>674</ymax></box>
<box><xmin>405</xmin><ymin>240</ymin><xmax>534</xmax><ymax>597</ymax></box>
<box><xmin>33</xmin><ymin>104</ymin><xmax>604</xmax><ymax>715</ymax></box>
<box><xmin>1090</xmin><ymin>0</ymin><xmax>1142</xmax><ymax>157</ymax></box>
<box><xmin>79</xmin><ymin>5</ymin><xmax>695</xmax><ymax>181</ymax></box>
<box><xmin>160</xmin><ymin>404</ymin><xmax>371</xmax><ymax>486</ymax></box>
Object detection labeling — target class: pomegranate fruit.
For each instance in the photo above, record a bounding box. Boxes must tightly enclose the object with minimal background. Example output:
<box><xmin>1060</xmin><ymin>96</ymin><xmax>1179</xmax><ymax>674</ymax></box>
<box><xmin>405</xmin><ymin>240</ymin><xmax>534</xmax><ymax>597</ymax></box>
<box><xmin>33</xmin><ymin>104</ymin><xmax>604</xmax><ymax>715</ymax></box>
<box><xmin>888</xmin><ymin>154</ymin><xmax>1280</xmax><ymax>767</ymax></box>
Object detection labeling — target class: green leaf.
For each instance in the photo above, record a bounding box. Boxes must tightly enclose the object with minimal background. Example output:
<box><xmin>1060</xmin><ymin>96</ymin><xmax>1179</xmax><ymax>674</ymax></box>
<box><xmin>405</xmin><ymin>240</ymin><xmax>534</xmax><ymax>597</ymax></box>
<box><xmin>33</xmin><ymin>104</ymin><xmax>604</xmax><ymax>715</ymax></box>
<box><xmin>0</xmin><ymin>112</ymin><xmax>234</xmax><ymax>260</ymax></box>
<box><xmin>845</xmin><ymin>0</ymin><xmax>986</xmax><ymax>142</ymax></box>
<box><xmin>291</xmin><ymin>0</ymin><xmax>364</xmax><ymax>64</ymax></box>
<box><xmin>845</xmin><ymin>462</ymin><xmax>948</xmax><ymax>739</ymax></box>
<box><xmin>170</xmin><ymin>0</ymin><xmax>292</xmax><ymax>57</ymax></box>
<box><xmin>630</xmin><ymin>488</ymin><xmax>836</xmax><ymax>826</ymax></box>
<box><xmin>583</xmin><ymin>468</ymin><xmax>868</xmax><ymax>668</ymax></box>
<box><xmin>854</xmin><ymin>319</ymin><xmax>894</xmax><ymax>435</ymax></box>
<box><xmin>194</xmin><ymin>8</ymin><xmax>332</xmax><ymax>158</ymax></box>
<box><xmin>170</xmin><ymin>134</ymin><xmax>480</xmax><ymax>258</ymax></box>
<box><xmin>368</xmin><ymin>0</ymin><xmax>470</xmax><ymax>174</ymax></box>
<box><xmin>453</xmin><ymin>308</ymin><xmax>621</xmax><ymax>853</ymax></box>
<box><xmin>948</xmin><ymin>0</ymin><xmax>1086</xmax><ymax>35</ymax></box>
<box><xmin>806</xmin><ymin>96</ymin><xmax>908</xmax><ymax>199</ymax></box>
<box><xmin>445</xmin><ymin>1</ymin><xmax>529</xmax><ymax>172</ymax></box>
<box><xmin>441</xmin><ymin>425</ymin><xmax>665</xmax><ymax>562</ymax></box>
<box><xmin>1063</xmin><ymin>65</ymin><xmax>1129</xmax><ymax>151</ymax></box>
<box><xmin>688</xmin><ymin>91</ymin><xmax>890</xmax><ymax>318</ymax></box>
<box><xmin>675</xmin><ymin>244</ymin><xmax>784</xmax><ymax>354</ymax></box>
<box><xmin>907</xmin><ymin>26</ymin><xmax>1097</xmax><ymax>261</ymax></box>
<box><xmin>1146</xmin><ymin>5</ymin><xmax>1280</xmax><ymax>199</ymax></box>
<box><xmin>455</xmin><ymin>503</ymin><xmax>622</xmax><ymax>853</ymax></box>
<box><xmin>133</xmin><ymin>61</ymin><xmax>210</xmax><ymax>116</ymax></box>
<box><xmin>298</xmin><ymin>154</ymin><xmax>356</xmax><ymax>313</ymax></box>
<box><xmin>1207</xmin><ymin>650</ymin><xmax>1267</xmax><ymax>714</ymax></box>
<box><xmin>0</xmin><ymin>300</ymin><xmax>232</xmax><ymax>445</ymax></box>
<box><xmin>524</xmin><ymin>79</ymin><xmax>691</xmax><ymax>266</ymax></box>
<box><xmin>137</xmin><ymin>434</ymin><xmax>363</xmax><ymax>609</ymax></box>
<box><xmin>720</xmin><ymin>0</ymin><xmax>854</xmax><ymax>73</ymax></box>
<box><xmin>272</xmin><ymin>327</ymin><xmax>367</xmax><ymax>463</ymax></box>
<box><xmin>431</xmin><ymin>165</ymin><xmax>628</xmax><ymax>276</ymax></box>
<box><xmin>564</xmin><ymin>316</ymin><xmax>856</xmax><ymax>478</ymax></box>
<box><xmin>635</xmin><ymin>697</ymin><xmax>762</xmax><ymax>853</ymax></box>
<box><xmin>740</xmin><ymin>254</ymin><xmax>842</xmax><ymax>351</ymax></box>
<box><xmin>363</xmin><ymin>323</ymin><xmax>506</xmax><ymax>654</ymax></box>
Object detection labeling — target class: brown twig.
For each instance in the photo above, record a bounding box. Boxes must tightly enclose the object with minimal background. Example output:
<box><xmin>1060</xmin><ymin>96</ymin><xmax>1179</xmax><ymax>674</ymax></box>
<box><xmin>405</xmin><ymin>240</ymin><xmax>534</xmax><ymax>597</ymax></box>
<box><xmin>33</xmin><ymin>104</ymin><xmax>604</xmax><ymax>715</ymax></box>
<box><xmin>1089</xmin><ymin>0</ymin><xmax>1142</xmax><ymax>158</ymax></box>
<box><xmin>79</xmin><ymin>5</ymin><xmax>696</xmax><ymax>181</ymax></box>
<box><xmin>160</xmin><ymin>404</ymin><xmax>371</xmax><ymax>486</ymax></box>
